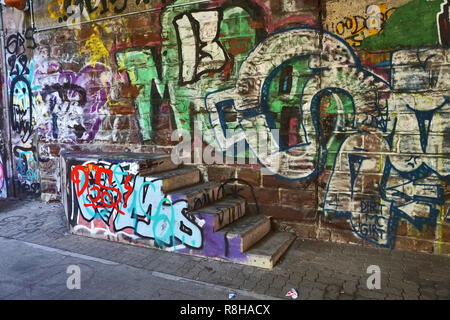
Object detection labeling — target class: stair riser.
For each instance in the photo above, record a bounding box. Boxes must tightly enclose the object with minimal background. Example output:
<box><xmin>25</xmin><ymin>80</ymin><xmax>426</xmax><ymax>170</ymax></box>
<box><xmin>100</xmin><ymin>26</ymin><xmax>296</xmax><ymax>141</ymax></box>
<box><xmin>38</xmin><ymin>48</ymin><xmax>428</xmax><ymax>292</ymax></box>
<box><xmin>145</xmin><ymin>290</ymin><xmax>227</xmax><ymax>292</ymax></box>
<box><xmin>152</xmin><ymin>170</ymin><xmax>201</xmax><ymax>193</ymax></box>
<box><xmin>234</xmin><ymin>218</ymin><xmax>272</xmax><ymax>253</ymax></box>
<box><xmin>139</xmin><ymin>157</ymin><xmax>179</xmax><ymax>175</ymax></box>
<box><xmin>169</xmin><ymin>184</ymin><xmax>225</xmax><ymax>211</ymax></box>
<box><xmin>178</xmin><ymin>222</ymin><xmax>249</xmax><ymax>262</ymax></box>
<box><xmin>192</xmin><ymin>201</ymin><xmax>246</xmax><ymax>232</ymax></box>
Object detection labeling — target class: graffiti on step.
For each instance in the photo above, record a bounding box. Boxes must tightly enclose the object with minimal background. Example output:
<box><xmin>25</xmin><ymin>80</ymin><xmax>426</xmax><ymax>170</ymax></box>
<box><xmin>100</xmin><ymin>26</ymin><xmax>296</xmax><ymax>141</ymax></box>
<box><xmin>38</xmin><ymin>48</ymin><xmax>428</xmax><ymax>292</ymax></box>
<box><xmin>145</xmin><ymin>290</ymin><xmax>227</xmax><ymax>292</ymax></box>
<box><xmin>36</xmin><ymin>64</ymin><xmax>110</xmax><ymax>142</ymax></box>
<box><xmin>69</xmin><ymin>160</ymin><xmax>203</xmax><ymax>249</ymax></box>
<box><xmin>47</xmin><ymin>0</ymin><xmax>133</xmax><ymax>25</ymax></box>
<box><xmin>113</xmin><ymin>0</ymin><xmax>271</xmax><ymax>143</ymax></box>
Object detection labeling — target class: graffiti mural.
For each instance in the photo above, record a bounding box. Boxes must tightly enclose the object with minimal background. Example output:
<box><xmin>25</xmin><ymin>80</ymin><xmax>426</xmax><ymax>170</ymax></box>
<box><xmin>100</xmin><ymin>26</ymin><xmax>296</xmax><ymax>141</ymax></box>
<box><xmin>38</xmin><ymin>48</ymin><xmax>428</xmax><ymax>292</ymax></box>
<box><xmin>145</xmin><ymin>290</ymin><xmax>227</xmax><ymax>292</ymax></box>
<box><xmin>34</xmin><ymin>64</ymin><xmax>111</xmax><ymax>142</ymax></box>
<box><xmin>5</xmin><ymin>29</ymin><xmax>41</xmax><ymax>197</ymax></box>
<box><xmin>2</xmin><ymin>0</ymin><xmax>449</xmax><ymax>254</ymax></box>
<box><xmin>206</xmin><ymin>27</ymin><xmax>390</xmax><ymax>180</ymax></box>
<box><xmin>47</xmin><ymin>0</ymin><xmax>148</xmax><ymax>25</ymax></box>
<box><xmin>204</xmin><ymin>25</ymin><xmax>450</xmax><ymax>248</ymax></box>
<box><xmin>113</xmin><ymin>1</ymin><xmax>270</xmax><ymax>145</ymax></box>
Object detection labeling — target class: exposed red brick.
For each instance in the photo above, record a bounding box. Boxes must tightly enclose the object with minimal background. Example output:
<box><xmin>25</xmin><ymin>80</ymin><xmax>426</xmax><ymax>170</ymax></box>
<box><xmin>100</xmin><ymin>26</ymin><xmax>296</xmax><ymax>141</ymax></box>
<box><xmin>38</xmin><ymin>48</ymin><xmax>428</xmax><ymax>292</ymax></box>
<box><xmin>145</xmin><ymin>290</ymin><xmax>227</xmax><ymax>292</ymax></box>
<box><xmin>397</xmin><ymin>221</ymin><xmax>408</xmax><ymax>236</ymax></box>
<box><xmin>395</xmin><ymin>237</ymin><xmax>434</xmax><ymax>253</ymax></box>
<box><xmin>279</xmin><ymin>221</ymin><xmax>317</xmax><ymax>239</ymax></box>
<box><xmin>47</xmin><ymin>144</ymin><xmax>61</xmax><ymax>157</ymax></box>
<box><xmin>237</xmin><ymin>186</ymin><xmax>279</xmax><ymax>205</ymax></box>
<box><xmin>330</xmin><ymin>229</ymin><xmax>365</xmax><ymax>245</ymax></box>
<box><xmin>320</xmin><ymin>216</ymin><xmax>353</xmax><ymax>231</ymax></box>
<box><xmin>110</xmin><ymin>103</ymin><xmax>136</xmax><ymax>115</ymax></box>
<box><xmin>436</xmin><ymin>242</ymin><xmax>450</xmax><ymax>255</ymax></box>
<box><xmin>406</xmin><ymin>224</ymin><xmax>436</xmax><ymax>241</ymax></box>
<box><xmin>237</xmin><ymin>168</ymin><xmax>261</xmax><ymax>186</ymax></box>
<box><xmin>279</xmin><ymin>189</ymin><xmax>316</xmax><ymax>208</ymax></box>
<box><xmin>126</xmin><ymin>16</ymin><xmax>152</xmax><ymax>30</ymax></box>
<box><xmin>207</xmin><ymin>166</ymin><xmax>236</xmax><ymax>182</ymax></box>
<box><xmin>129</xmin><ymin>32</ymin><xmax>160</xmax><ymax>47</ymax></box>
<box><xmin>121</xmin><ymin>84</ymin><xmax>143</xmax><ymax>99</ymax></box>
<box><xmin>263</xmin><ymin>174</ymin><xmax>316</xmax><ymax>190</ymax></box>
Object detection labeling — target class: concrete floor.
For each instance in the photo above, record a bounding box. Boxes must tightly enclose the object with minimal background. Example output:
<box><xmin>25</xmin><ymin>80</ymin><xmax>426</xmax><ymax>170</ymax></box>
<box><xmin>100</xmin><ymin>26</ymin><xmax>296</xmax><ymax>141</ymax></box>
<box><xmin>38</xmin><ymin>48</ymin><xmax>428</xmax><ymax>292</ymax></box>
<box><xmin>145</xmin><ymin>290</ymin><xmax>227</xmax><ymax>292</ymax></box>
<box><xmin>0</xmin><ymin>199</ymin><xmax>449</xmax><ymax>300</ymax></box>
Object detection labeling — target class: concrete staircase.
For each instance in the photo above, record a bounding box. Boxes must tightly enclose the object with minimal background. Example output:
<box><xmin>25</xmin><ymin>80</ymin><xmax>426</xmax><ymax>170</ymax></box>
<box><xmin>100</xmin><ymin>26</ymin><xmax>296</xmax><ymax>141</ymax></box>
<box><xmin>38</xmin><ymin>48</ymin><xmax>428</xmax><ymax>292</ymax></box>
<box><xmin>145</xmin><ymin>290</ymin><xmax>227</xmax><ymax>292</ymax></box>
<box><xmin>140</xmin><ymin>156</ymin><xmax>296</xmax><ymax>269</ymax></box>
<box><xmin>62</xmin><ymin>152</ymin><xmax>296</xmax><ymax>269</ymax></box>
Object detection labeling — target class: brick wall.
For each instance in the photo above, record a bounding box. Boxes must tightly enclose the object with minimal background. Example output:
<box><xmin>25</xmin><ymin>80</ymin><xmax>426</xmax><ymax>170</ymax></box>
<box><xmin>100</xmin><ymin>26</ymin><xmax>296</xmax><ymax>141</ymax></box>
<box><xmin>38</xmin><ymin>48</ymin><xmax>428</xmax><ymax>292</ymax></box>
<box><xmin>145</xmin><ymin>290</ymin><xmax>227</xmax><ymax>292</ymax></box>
<box><xmin>1</xmin><ymin>0</ymin><xmax>449</xmax><ymax>254</ymax></box>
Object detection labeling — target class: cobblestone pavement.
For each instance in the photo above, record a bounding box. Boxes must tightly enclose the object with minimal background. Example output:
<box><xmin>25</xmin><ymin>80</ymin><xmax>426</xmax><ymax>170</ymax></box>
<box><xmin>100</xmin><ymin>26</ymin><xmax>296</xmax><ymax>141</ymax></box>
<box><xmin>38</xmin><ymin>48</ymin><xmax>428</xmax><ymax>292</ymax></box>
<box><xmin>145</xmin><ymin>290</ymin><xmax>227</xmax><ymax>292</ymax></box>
<box><xmin>0</xmin><ymin>199</ymin><xmax>449</xmax><ymax>300</ymax></box>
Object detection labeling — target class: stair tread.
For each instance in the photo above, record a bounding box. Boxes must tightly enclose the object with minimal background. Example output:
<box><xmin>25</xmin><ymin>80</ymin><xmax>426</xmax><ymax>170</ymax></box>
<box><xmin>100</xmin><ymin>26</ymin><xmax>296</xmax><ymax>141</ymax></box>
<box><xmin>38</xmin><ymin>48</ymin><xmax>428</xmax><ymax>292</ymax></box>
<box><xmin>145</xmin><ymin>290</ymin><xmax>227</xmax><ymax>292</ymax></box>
<box><xmin>143</xmin><ymin>167</ymin><xmax>199</xmax><ymax>178</ymax></box>
<box><xmin>138</xmin><ymin>154</ymin><xmax>179</xmax><ymax>174</ymax></box>
<box><xmin>168</xmin><ymin>181</ymin><xmax>222</xmax><ymax>197</ymax></box>
<box><xmin>218</xmin><ymin>214</ymin><xmax>269</xmax><ymax>237</ymax></box>
<box><xmin>246</xmin><ymin>231</ymin><xmax>296</xmax><ymax>257</ymax></box>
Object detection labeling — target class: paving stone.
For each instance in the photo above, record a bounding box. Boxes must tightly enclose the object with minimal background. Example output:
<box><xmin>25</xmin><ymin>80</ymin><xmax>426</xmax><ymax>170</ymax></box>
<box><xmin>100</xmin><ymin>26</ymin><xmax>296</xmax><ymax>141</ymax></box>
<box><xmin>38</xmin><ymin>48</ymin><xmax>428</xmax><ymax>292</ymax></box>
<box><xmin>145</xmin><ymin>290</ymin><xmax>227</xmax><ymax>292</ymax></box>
<box><xmin>303</xmin><ymin>270</ymin><xmax>319</xmax><ymax>281</ymax></box>
<box><xmin>382</xmin><ymin>286</ymin><xmax>403</xmax><ymax>296</ymax></box>
<box><xmin>296</xmin><ymin>287</ymin><xmax>311</xmax><ymax>300</ymax></box>
<box><xmin>435</xmin><ymin>288</ymin><xmax>450</xmax><ymax>298</ymax></box>
<box><xmin>308</xmin><ymin>288</ymin><xmax>325</xmax><ymax>300</ymax></box>
<box><xmin>324</xmin><ymin>284</ymin><xmax>340</xmax><ymax>299</ymax></box>
<box><xmin>338</xmin><ymin>293</ymin><xmax>354</xmax><ymax>300</ymax></box>
<box><xmin>401</xmin><ymin>288</ymin><xmax>420</xmax><ymax>300</ymax></box>
<box><xmin>265</xmin><ymin>286</ymin><xmax>284</xmax><ymax>298</ymax></box>
<box><xmin>300</xmin><ymin>279</ymin><xmax>327</xmax><ymax>290</ymax></box>
<box><xmin>419</xmin><ymin>292</ymin><xmax>437</xmax><ymax>300</ymax></box>
<box><xmin>342</xmin><ymin>280</ymin><xmax>358</xmax><ymax>295</ymax></box>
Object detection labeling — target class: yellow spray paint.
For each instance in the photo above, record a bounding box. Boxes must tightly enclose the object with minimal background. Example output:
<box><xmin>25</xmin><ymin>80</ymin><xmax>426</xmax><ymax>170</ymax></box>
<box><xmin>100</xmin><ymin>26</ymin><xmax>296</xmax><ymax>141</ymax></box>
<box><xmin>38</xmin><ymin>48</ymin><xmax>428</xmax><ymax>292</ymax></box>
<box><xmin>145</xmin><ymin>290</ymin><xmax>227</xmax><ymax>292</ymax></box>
<box><xmin>83</xmin><ymin>30</ymin><xmax>109</xmax><ymax>68</ymax></box>
<box><xmin>47</xmin><ymin>0</ymin><xmax>67</xmax><ymax>22</ymax></box>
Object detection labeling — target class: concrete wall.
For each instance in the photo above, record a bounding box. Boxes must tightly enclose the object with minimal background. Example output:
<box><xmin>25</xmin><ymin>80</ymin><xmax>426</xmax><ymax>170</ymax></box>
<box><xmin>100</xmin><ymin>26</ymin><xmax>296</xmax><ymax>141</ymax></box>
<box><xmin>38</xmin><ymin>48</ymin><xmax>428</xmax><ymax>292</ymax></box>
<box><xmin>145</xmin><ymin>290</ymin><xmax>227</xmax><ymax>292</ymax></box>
<box><xmin>1</xmin><ymin>0</ymin><xmax>449</xmax><ymax>254</ymax></box>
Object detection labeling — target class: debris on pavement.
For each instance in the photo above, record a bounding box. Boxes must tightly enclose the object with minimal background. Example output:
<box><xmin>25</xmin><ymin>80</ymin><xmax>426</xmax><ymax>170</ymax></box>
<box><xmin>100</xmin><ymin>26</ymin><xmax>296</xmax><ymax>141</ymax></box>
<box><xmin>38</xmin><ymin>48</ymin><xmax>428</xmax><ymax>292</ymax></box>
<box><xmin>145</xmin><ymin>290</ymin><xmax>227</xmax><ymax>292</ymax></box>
<box><xmin>286</xmin><ymin>288</ymin><xmax>298</xmax><ymax>299</ymax></box>
<box><xmin>228</xmin><ymin>292</ymin><xmax>237</xmax><ymax>299</ymax></box>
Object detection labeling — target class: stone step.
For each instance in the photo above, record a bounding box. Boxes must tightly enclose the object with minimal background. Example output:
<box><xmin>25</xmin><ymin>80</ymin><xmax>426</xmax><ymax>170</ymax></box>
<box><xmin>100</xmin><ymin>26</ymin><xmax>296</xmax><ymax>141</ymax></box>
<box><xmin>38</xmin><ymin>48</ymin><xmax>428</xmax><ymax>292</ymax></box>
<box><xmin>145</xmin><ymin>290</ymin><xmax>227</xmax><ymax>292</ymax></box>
<box><xmin>167</xmin><ymin>181</ymin><xmax>225</xmax><ymax>211</ymax></box>
<box><xmin>143</xmin><ymin>167</ymin><xmax>201</xmax><ymax>193</ymax></box>
<box><xmin>190</xmin><ymin>196</ymin><xmax>246</xmax><ymax>232</ymax></box>
<box><xmin>138</xmin><ymin>154</ymin><xmax>179</xmax><ymax>175</ymax></box>
<box><xmin>218</xmin><ymin>215</ymin><xmax>271</xmax><ymax>253</ymax></box>
<box><xmin>243</xmin><ymin>231</ymin><xmax>296</xmax><ymax>269</ymax></box>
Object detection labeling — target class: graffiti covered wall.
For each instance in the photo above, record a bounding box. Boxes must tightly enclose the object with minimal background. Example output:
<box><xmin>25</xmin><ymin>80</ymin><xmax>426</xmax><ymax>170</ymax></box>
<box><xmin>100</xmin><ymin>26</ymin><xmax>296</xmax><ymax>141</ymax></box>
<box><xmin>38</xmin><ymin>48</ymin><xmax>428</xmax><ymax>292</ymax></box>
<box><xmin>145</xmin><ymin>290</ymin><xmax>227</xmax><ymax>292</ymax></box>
<box><xmin>1</xmin><ymin>0</ymin><xmax>450</xmax><ymax>254</ymax></box>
